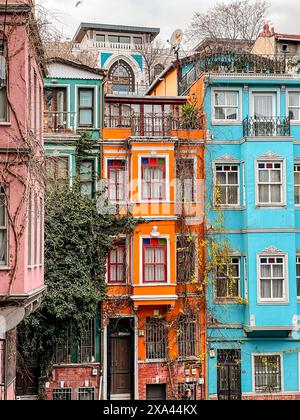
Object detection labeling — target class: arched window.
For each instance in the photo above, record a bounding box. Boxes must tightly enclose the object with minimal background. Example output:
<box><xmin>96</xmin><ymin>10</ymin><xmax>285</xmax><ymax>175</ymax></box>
<box><xmin>108</xmin><ymin>60</ymin><xmax>135</xmax><ymax>94</ymax></box>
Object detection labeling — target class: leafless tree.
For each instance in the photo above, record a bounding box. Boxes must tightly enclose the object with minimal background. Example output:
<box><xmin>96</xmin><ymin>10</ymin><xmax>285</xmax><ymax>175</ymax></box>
<box><xmin>187</xmin><ymin>0</ymin><xmax>270</xmax><ymax>47</ymax></box>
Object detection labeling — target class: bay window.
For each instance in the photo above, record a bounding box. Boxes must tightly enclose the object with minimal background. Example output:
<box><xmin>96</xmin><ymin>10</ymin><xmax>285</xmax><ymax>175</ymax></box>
<box><xmin>259</xmin><ymin>256</ymin><xmax>286</xmax><ymax>302</ymax></box>
<box><xmin>78</xmin><ymin>88</ymin><xmax>94</xmax><ymax>127</ymax></box>
<box><xmin>143</xmin><ymin>238</ymin><xmax>167</xmax><ymax>283</ymax></box>
<box><xmin>257</xmin><ymin>161</ymin><xmax>283</xmax><ymax>206</ymax></box>
<box><xmin>141</xmin><ymin>157</ymin><xmax>166</xmax><ymax>201</ymax></box>
<box><xmin>215</xmin><ymin>164</ymin><xmax>240</xmax><ymax>206</ymax></box>
<box><xmin>108</xmin><ymin>242</ymin><xmax>126</xmax><ymax>284</ymax></box>
<box><xmin>108</xmin><ymin>160</ymin><xmax>126</xmax><ymax>202</ymax></box>
<box><xmin>0</xmin><ymin>186</ymin><xmax>7</xmax><ymax>266</ymax></box>
<box><xmin>213</xmin><ymin>90</ymin><xmax>239</xmax><ymax>121</ymax></box>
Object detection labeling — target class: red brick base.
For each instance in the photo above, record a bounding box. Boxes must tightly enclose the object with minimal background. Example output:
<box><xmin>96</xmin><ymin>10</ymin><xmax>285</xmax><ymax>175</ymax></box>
<box><xmin>210</xmin><ymin>393</ymin><xmax>300</xmax><ymax>401</ymax></box>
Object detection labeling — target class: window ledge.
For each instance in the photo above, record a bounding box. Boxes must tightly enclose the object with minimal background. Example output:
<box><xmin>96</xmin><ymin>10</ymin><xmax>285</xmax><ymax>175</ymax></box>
<box><xmin>215</xmin><ymin>298</ymin><xmax>244</xmax><ymax>305</ymax></box>
<box><xmin>0</xmin><ymin>122</ymin><xmax>11</xmax><ymax>126</ymax></box>
<box><xmin>257</xmin><ymin>301</ymin><xmax>289</xmax><ymax>306</ymax></box>
<box><xmin>211</xmin><ymin>121</ymin><xmax>241</xmax><ymax>126</ymax></box>
<box><xmin>255</xmin><ymin>205</ymin><xmax>286</xmax><ymax>209</ymax></box>
<box><xmin>215</xmin><ymin>206</ymin><xmax>246</xmax><ymax>211</ymax></box>
<box><xmin>0</xmin><ymin>266</ymin><xmax>10</xmax><ymax>271</ymax></box>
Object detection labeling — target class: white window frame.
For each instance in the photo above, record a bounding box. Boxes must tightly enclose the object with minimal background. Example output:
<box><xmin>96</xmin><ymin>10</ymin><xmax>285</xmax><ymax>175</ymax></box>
<box><xmin>252</xmin><ymin>353</ymin><xmax>284</xmax><ymax>394</ymax></box>
<box><xmin>214</xmin><ymin>163</ymin><xmax>240</xmax><ymax>208</ymax></box>
<box><xmin>212</xmin><ymin>88</ymin><xmax>242</xmax><ymax>124</ymax></box>
<box><xmin>257</xmin><ymin>254</ymin><xmax>288</xmax><ymax>304</ymax></box>
<box><xmin>286</xmin><ymin>89</ymin><xmax>300</xmax><ymax>123</ymax></box>
<box><xmin>215</xmin><ymin>256</ymin><xmax>241</xmax><ymax>301</ymax></box>
<box><xmin>0</xmin><ymin>186</ymin><xmax>8</xmax><ymax>269</ymax></box>
<box><xmin>255</xmin><ymin>159</ymin><xmax>286</xmax><ymax>208</ymax></box>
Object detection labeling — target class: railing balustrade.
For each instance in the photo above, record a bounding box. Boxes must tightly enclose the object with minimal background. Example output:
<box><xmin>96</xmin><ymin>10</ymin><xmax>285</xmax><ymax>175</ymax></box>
<box><xmin>44</xmin><ymin>112</ymin><xmax>76</xmax><ymax>134</ymax></box>
<box><xmin>243</xmin><ymin>116</ymin><xmax>291</xmax><ymax>137</ymax></box>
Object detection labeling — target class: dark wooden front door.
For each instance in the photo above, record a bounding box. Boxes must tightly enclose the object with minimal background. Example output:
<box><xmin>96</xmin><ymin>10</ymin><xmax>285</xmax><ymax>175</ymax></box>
<box><xmin>146</xmin><ymin>384</ymin><xmax>167</xmax><ymax>400</ymax></box>
<box><xmin>217</xmin><ymin>350</ymin><xmax>241</xmax><ymax>400</ymax></box>
<box><xmin>110</xmin><ymin>335</ymin><xmax>132</xmax><ymax>396</ymax></box>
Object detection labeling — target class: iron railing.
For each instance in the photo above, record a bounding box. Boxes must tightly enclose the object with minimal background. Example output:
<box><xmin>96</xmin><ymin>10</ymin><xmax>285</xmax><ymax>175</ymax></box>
<box><xmin>104</xmin><ymin>113</ymin><xmax>204</xmax><ymax>136</ymax></box>
<box><xmin>44</xmin><ymin>112</ymin><xmax>76</xmax><ymax>134</ymax></box>
<box><xmin>179</xmin><ymin>52</ymin><xmax>287</xmax><ymax>95</ymax></box>
<box><xmin>243</xmin><ymin>116</ymin><xmax>291</xmax><ymax>137</ymax></box>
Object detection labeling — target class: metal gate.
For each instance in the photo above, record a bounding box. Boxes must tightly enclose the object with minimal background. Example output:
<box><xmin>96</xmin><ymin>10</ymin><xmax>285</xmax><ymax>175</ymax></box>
<box><xmin>0</xmin><ymin>339</ymin><xmax>6</xmax><ymax>400</ymax></box>
<box><xmin>217</xmin><ymin>350</ymin><xmax>242</xmax><ymax>400</ymax></box>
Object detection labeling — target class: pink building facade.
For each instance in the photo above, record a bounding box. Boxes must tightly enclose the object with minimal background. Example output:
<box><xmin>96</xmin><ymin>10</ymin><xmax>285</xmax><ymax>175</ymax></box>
<box><xmin>0</xmin><ymin>0</ymin><xmax>45</xmax><ymax>400</ymax></box>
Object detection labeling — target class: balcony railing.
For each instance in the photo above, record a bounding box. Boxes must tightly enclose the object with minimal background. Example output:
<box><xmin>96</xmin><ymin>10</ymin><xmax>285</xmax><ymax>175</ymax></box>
<box><xmin>243</xmin><ymin>117</ymin><xmax>291</xmax><ymax>137</ymax></box>
<box><xmin>73</xmin><ymin>41</ymin><xmax>144</xmax><ymax>51</ymax></box>
<box><xmin>44</xmin><ymin>112</ymin><xmax>76</xmax><ymax>134</ymax></box>
<box><xmin>104</xmin><ymin>113</ymin><xmax>204</xmax><ymax>136</ymax></box>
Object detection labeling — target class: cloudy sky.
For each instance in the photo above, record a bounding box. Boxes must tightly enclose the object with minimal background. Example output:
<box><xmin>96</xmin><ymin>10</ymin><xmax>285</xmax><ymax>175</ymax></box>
<box><xmin>42</xmin><ymin>0</ymin><xmax>300</xmax><ymax>41</ymax></box>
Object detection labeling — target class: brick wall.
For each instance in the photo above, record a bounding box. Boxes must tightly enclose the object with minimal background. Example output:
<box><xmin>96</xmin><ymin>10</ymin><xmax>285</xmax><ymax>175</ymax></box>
<box><xmin>45</xmin><ymin>365</ymin><xmax>101</xmax><ymax>400</ymax></box>
<box><xmin>138</xmin><ymin>362</ymin><xmax>204</xmax><ymax>400</ymax></box>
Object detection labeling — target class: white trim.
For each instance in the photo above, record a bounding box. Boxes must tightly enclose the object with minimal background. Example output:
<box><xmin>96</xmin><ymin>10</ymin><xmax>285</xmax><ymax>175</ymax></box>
<box><xmin>138</xmin><ymin>154</ymin><xmax>170</xmax><ymax>203</ymax></box>
<box><xmin>213</xmin><ymin>161</ymin><xmax>241</xmax><ymax>208</ymax></box>
<box><xmin>286</xmin><ymin>89</ymin><xmax>300</xmax><ymax>124</ymax></box>
<box><xmin>255</xmin><ymin>156</ymin><xmax>286</xmax><ymax>208</ymax></box>
<box><xmin>139</xmin><ymin>234</ymin><xmax>171</xmax><ymax>286</ymax></box>
<box><xmin>252</xmin><ymin>353</ymin><xmax>284</xmax><ymax>394</ymax></box>
<box><xmin>256</xmin><ymin>252</ymin><xmax>289</xmax><ymax>304</ymax></box>
<box><xmin>131</xmin><ymin>295</ymin><xmax>178</xmax><ymax>301</ymax></box>
<box><xmin>249</xmin><ymin>89</ymin><xmax>279</xmax><ymax>118</ymax></box>
<box><xmin>211</xmin><ymin>87</ymin><xmax>242</xmax><ymax>124</ymax></box>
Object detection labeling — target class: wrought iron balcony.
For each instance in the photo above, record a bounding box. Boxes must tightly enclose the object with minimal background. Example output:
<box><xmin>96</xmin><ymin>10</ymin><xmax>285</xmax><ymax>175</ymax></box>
<box><xmin>104</xmin><ymin>113</ymin><xmax>204</xmax><ymax>136</ymax></box>
<box><xmin>44</xmin><ymin>112</ymin><xmax>76</xmax><ymax>134</ymax></box>
<box><xmin>243</xmin><ymin>116</ymin><xmax>291</xmax><ymax>137</ymax></box>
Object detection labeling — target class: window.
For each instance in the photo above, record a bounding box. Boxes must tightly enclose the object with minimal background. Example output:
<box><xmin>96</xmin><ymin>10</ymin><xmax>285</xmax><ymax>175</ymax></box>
<box><xmin>133</xmin><ymin>37</ymin><xmax>142</xmax><ymax>45</ymax></box>
<box><xmin>297</xmin><ymin>257</ymin><xmax>300</xmax><ymax>299</ymax></box>
<box><xmin>288</xmin><ymin>92</ymin><xmax>300</xmax><ymax>121</ymax></box>
<box><xmin>146</xmin><ymin>318</ymin><xmax>167</xmax><ymax>360</ymax></box>
<box><xmin>282</xmin><ymin>44</ymin><xmax>289</xmax><ymax>53</ymax></box>
<box><xmin>28</xmin><ymin>192</ymin><xmax>32</xmax><ymax>266</ymax></box>
<box><xmin>46</xmin><ymin>157</ymin><xmax>69</xmax><ymax>190</ymax></box>
<box><xmin>108</xmin><ymin>160</ymin><xmax>126</xmax><ymax>202</ymax></box>
<box><xmin>108</xmin><ymin>60</ymin><xmax>135</xmax><ymax>94</ymax></box>
<box><xmin>0</xmin><ymin>186</ymin><xmax>7</xmax><ymax>266</ymax></box>
<box><xmin>254</xmin><ymin>355</ymin><xmax>282</xmax><ymax>393</ymax></box>
<box><xmin>141</xmin><ymin>157</ymin><xmax>166</xmax><ymax>201</ymax></box>
<box><xmin>215</xmin><ymin>164</ymin><xmax>239</xmax><ymax>206</ymax></box>
<box><xmin>295</xmin><ymin>164</ymin><xmax>300</xmax><ymax>205</ymax></box>
<box><xmin>55</xmin><ymin>329</ymin><xmax>71</xmax><ymax>364</ymax></box>
<box><xmin>108</xmin><ymin>35</ymin><xmax>130</xmax><ymax>44</ymax></box>
<box><xmin>216</xmin><ymin>257</ymin><xmax>240</xmax><ymax>299</ymax></box>
<box><xmin>153</xmin><ymin>64</ymin><xmax>164</xmax><ymax>78</ymax></box>
<box><xmin>213</xmin><ymin>91</ymin><xmax>239</xmax><ymax>121</ymax></box>
<box><xmin>78</xmin><ymin>319</ymin><xmax>96</xmax><ymax>364</ymax></box>
<box><xmin>259</xmin><ymin>256</ymin><xmax>286</xmax><ymax>301</ymax></box>
<box><xmin>96</xmin><ymin>34</ymin><xmax>105</xmax><ymax>42</ymax></box>
<box><xmin>178</xmin><ymin>383</ymin><xmax>197</xmax><ymax>400</ymax></box>
<box><xmin>176</xmin><ymin>237</ymin><xmax>196</xmax><ymax>284</ymax></box>
<box><xmin>78</xmin><ymin>387</ymin><xmax>95</xmax><ymax>400</ymax></box>
<box><xmin>80</xmin><ymin>160</ymin><xmax>95</xmax><ymax>199</ymax></box>
<box><xmin>176</xmin><ymin>159</ymin><xmax>195</xmax><ymax>203</ymax></box>
<box><xmin>0</xmin><ymin>40</ymin><xmax>8</xmax><ymax>122</ymax></box>
<box><xmin>257</xmin><ymin>161</ymin><xmax>283</xmax><ymax>206</ymax></box>
<box><xmin>33</xmin><ymin>72</ymin><xmax>37</xmax><ymax>133</ymax></box>
<box><xmin>178</xmin><ymin>316</ymin><xmax>197</xmax><ymax>358</ymax></box>
<box><xmin>53</xmin><ymin>388</ymin><xmax>72</xmax><ymax>400</ymax></box>
<box><xmin>78</xmin><ymin>88</ymin><xmax>94</xmax><ymax>127</ymax></box>
<box><xmin>143</xmin><ymin>238</ymin><xmax>167</xmax><ymax>283</ymax></box>
<box><xmin>108</xmin><ymin>242</ymin><xmax>126</xmax><ymax>284</ymax></box>
<box><xmin>34</xmin><ymin>194</ymin><xmax>38</xmax><ymax>266</ymax></box>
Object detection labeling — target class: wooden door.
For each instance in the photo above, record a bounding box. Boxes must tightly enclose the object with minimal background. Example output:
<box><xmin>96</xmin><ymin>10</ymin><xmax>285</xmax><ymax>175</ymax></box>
<box><xmin>110</xmin><ymin>335</ymin><xmax>132</xmax><ymax>396</ymax></box>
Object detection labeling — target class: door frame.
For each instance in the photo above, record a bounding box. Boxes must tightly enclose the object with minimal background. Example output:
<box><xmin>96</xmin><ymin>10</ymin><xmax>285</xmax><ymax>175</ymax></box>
<box><xmin>217</xmin><ymin>349</ymin><xmax>242</xmax><ymax>401</ymax></box>
<box><xmin>103</xmin><ymin>316</ymin><xmax>138</xmax><ymax>400</ymax></box>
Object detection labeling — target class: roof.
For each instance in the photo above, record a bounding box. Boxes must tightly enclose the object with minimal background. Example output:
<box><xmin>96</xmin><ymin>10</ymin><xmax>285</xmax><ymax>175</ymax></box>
<box><xmin>275</xmin><ymin>33</ymin><xmax>300</xmax><ymax>41</ymax></box>
<box><xmin>45</xmin><ymin>57</ymin><xmax>106</xmax><ymax>79</ymax></box>
<box><xmin>73</xmin><ymin>22</ymin><xmax>160</xmax><ymax>43</ymax></box>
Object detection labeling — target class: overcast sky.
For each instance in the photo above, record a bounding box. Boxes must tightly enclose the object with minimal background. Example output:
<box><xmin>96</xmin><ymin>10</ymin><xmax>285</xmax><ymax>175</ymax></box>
<box><xmin>42</xmin><ymin>0</ymin><xmax>300</xmax><ymax>42</ymax></box>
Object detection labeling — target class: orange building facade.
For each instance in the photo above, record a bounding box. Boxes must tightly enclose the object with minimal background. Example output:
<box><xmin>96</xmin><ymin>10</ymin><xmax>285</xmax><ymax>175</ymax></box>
<box><xmin>101</xmin><ymin>94</ymin><xmax>206</xmax><ymax>400</ymax></box>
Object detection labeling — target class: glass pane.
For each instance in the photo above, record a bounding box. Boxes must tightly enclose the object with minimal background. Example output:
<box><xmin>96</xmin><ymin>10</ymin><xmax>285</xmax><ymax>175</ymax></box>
<box><xmin>270</xmin><ymin>170</ymin><xmax>281</xmax><ymax>182</ymax></box>
<box><xmin>96</xmin><ymin>34</ymin><xmax>105</xmax><ymax>42</ymax></box>
<box><xmin>215</xmin><ymin>92</ymin><xmax>226</xmax><ymax>106</ymax></box>
<box><xmin>259</xmin><ymin>185</ymin><xmax>269</xmax><ymax>203</ymax></box>
<box><xmin>216</xmin><ymin>172</ymin><xmax>226</xmax><ymax>185</ymax></box>
<box><xmin>227</xmin><ymin>186</ymin><xmax>238</xmax><ymax>204</ymax></box>
<box><xmin>226</xmin><ymin>108</ymin><xmax>237</xmax><ymax>120</ymax></box>
<box><xmin>289</xmin><ymin>92</ymin><xmax>300</xmax><ymax>106</ymax></box>
<box><xmin>81</xmin><ymin>182</ymin><xmax>93</xmax><ymax>198</ymax></box>
<box><xmin>289</xmin><ymin>108</ymin><xmax>300</xmax><ymax>121</ymax></box>
<box><xmin>295</xmin><ymin>173</ymin><xmax>300</xmax><ymax>185</ymax></box>
<box><xmin>79</xmin><ymin>110</ymin><xmax>92</xmax><ymax>126</ymax></box>
<box><xmin>254</xmin><ymin>95</ymin><xmax>273</xmax><ymax>118</ymax></box>
<box><xmin>0</xmin><ymin>88</ymin><xmax>7</xmax><ymax>122</ymax></box>
<box><xmin>217</xmin><ymin>278</ymin><xmax>227</xmax><ymax>297</ymax></box>
<box><xmin>271</xmin><ymin>185</ymin><xmax>281</xmax><ymax>203</ymax></box>
<box><xmin>0</xmin><ymin>196</ymin><xmax>5</xmax><ymax>227</ymax></box>
<box><xmin>119</xmin><ymin>36</ymin><xmax>130</xmax><ymax>44</ymax></box>
<box><xmin>226</xmin><ymin>92</ymin><xmax>238</xmax><ymax>106</ymax></box>
<box><xmin>145</xmin><ymin>248</ymin><xmax>155</xmax><ymax>263</ymax></box>
<box><xmin>261</xmin><ymin>264</ymin><xmax>271</xmax><ymax>277</ymax></box>
<box><xmin>80</xmin><ymin>90</ymin><xmax>93</xmax><ymax>107</ymax></box>
<box><xmin>228</xmin><ymin>172</ymin><xmax>238</xmax><ymax>185</ymax></box>
<box><xmin>259</xmin><ymin>170</ymin><xmax>269</xmax><ymax>182</ymax></box>
<box><xmin>273</xmin><ymin>264</ymin><xmax>283</xmax><ymax>277</ymax></box>
<box><xmin>0</xmin><ymin>230</ymin><xmax>7</xmax><ymax>264</ymax></box>
<box><xmin>272</xmin><ymin>280</ymin><xmax>283</xmax><ymax>298</ymax></box>
<box><xmin>261</xmin><ymin>279</ymin><xmax>272</xmax><ymax>298</ymax></box>
<box><xmin>215</xmin><ymin>107</ymin><xmax>225</xmax><ymax>120</ymax></box>
<box><xmin>80</xmin><ymin>161</ymin><xmax>93</xmax><ymax>182</ymax></box>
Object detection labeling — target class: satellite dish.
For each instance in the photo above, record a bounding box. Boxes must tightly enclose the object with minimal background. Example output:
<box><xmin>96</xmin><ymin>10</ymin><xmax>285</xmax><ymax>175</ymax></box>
<box><xmin>169</xmin><ymin>29</ymin><xmax>184</xmax><ymax>48</ymax></box>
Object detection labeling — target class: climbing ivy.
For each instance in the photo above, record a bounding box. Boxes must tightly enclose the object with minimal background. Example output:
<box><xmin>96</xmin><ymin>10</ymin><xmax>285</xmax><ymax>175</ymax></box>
<box><xmin>19</xmin><ymin>183</ymin><xmax>140</xmax><ymax>395</ymax></box>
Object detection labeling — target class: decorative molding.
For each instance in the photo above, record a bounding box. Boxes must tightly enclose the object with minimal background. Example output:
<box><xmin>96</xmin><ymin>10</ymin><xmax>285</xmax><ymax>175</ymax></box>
<box><xmin>215</xmin><ymin>153</ymin><xmax>240</xmax><ymax>163</ymax></box>
<box><xmin>257</xmin><ymin>151</ymin><xmax>283</xmax><ymax>160</ymax></box>
<box><xmin>260</xmin><ymin>246</ymin><xmax>285</xmax><ymax>255</ymax></box>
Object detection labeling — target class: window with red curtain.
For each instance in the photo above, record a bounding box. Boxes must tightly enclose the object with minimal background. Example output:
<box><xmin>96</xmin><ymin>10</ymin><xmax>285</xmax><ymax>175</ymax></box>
<box><xmin>143</xmin><ymin>238</ymin><xmax>167</xmax><ymax>283</ymax></box>
<box><xmin>141</xmin><ymin>157</ymin><xmax>166</xmax><ymax>200</ymax></box>
<box><xmin>108</xmin><ymin>242</ymin><xmax>126</xmax><ymax>284</ymax></box>
<box><xmin>108</xmin><ymin>160</ymin><xmax>126</xmax><ymax>202</ymax></box>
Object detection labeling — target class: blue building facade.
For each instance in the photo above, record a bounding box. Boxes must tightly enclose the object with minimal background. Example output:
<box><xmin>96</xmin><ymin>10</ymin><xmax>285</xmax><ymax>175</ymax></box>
<box><xmin>201</xmin><ymin>69</ymin><xmax>300</xmax><ymax>400</ymax></box>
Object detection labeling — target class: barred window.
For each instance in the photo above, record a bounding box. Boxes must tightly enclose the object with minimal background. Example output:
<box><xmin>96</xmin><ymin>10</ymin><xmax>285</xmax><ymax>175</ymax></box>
<box><xmin>0</xmin><ymin>186</ymin><xmax>8</xmax><ymax>266</ymax></box>
<box><xmin>254</xmin><ymin>355</ymin><xmax>282</xmax><ymax>393</ymax></box>
<box><xmin>176</xmin><ymin>159</ymin><xmax>195</xmax><ymax>203</ymax></box>
<box><xmin>178</xmin><ymin>382</ymin><xmax>197</xmax><ymax>400</ymax></box>
<box><xmin>216</xmin><ymin>257</ymin><xmax>240</xmax><ymax>299</ymax></box>
<box><xmin>78</xmin><ymin>319</ymin><xmax>96</xmax><ymax>364</ymax></box>
<box><xmin>178</xmin><ymin>316</ymin><xmax>197</xmax><ymax>358</ymax></box>
<box><xmin>53</xmin><ymin>388</ymin><xmax>72</xmax><ymax>400</ymax></box>
<box><xmin>176</xmin><ymin>237</ymin><xmax>196</xmax><ymax>284</ymax></box>
<box><xmin>146</xmin><ymin>318</ymin><xmax>167</xmax><ymax>360</ymax></box>
<box><xmin>78</xmin><ymin>387</ymin><xmax>95</xmax><ymax>400</ymax></box>
<box><xmin>45</xmin><ymin>157</ymin><xmax>69</xmax><ymax>190</ymax></box>
<box><xmin>54</xmin><ymin>329</ymin><xmax>71</xmax><ymax>365</ymax></box>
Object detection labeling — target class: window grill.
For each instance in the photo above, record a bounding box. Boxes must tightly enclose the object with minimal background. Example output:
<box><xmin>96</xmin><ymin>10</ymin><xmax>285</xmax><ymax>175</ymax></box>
<box><xmin>54</xmin><ymin>335</ymin><xmax>71</xmax><ymax>365</ymax></box>
<box><xmin>78</xmin><ymin>387</ymin><xmax>95</xmax><ymax>400</ymax></box>
<box><xmin>254</xmin><ymin>355</ymin><xmax>282</xmax><ymax>393</ymax></box>
<box><xmin>176</xmin><ymin>237</ymin><xmax>196</xmax><ymax>284</ymax></box>
<box><xmin>176</xmin><ymin>159</ymin><xmax>195</xmax><ymax>204</ymax></box>
<box><xmin>178</xmin><ymin>316</ymin><xmax>197</xmax><ymax>358</ymax></box>
<box><xmin>146</xmin><ymin>318</ymin><xmax>167</xmax><ymax>360</ymax></box>
<box><xmin>78</xmin><ymin>319</ymin><xmax>96</xmax><ymax>364</ymax></box>
<box><xmin>178</xmin><ymin>382</ymin><xmax>197</xmax><ymax>400</ymax></box>
<box><xmin>53</xmin><ymin>388</ymin><xmax>72</xmax><ymax>400</ymax></box>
